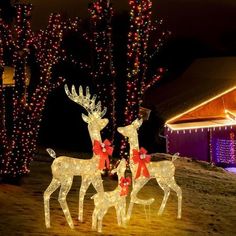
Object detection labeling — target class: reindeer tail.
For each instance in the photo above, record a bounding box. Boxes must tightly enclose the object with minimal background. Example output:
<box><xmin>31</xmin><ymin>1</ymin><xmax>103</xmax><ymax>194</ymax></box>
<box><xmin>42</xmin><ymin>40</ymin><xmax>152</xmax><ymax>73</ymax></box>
<box><xmin>46</xmin><ymin>148</ymin><xmax>57</xmax><ymax>159</ymax></box>
<box><xmin>172</xmin><ymin>152</ymin><xmax>180</xmax><ymax>162</ymax></box>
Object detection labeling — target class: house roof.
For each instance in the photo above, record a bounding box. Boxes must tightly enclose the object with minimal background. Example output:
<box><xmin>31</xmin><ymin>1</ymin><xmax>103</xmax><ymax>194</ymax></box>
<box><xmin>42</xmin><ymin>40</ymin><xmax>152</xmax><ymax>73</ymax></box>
<box><xmin>143</xmin><ymin>57</ymin><xmax>236</xmax><ymax>128</ymax></box>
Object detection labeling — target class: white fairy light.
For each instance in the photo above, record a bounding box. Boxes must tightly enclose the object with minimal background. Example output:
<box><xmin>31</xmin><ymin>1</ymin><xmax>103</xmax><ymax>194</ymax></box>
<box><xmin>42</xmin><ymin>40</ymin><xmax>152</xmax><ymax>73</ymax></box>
<box><xmin>44</xmin><ymin>85</ymin><xmax>110</xmax><ymax>228</ymax></box>
<box><xmin>117</xmin><ymin>118</ymin><xmax>182</xmax><ymax>221</ymax></box>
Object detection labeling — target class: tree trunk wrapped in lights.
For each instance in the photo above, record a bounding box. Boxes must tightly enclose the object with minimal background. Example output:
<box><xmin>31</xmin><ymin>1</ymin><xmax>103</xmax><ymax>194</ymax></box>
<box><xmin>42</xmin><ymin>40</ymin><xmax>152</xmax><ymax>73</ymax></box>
<box><xmin>87</xmin><ymin>0</ymin><xmax>116</xmax><ymax>142</ymax></box>
<box><xmin>0</xmin><ymin>4</ymin><xmax>78</xmax><ymax>179</ymax></box>
<box><xmin>120</xmin><ymin>0</ymin><xmax>170</xmax><ymax>158</ymax></box>
<box><xmin>73</xmin><ymin>0</ymin><xmax>168</xmax><ymax>157</ymax></box>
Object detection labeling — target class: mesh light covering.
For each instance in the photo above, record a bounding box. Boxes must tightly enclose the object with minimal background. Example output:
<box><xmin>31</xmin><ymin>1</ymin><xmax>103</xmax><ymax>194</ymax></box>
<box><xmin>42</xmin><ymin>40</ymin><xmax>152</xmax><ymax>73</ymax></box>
<box><xmin>117</xmin><ymin>118</ymin><xmax>182</xmax><ymax>221</ymax></box>
<box><xmin>91</xmin><ymin>159</ymin><xmax>130</xmax><ymax>233</ymax></box>
<box><xmin>44</xmin><ymin>85</ymin><xmax>109</xmax><ymax>228</ymax></box>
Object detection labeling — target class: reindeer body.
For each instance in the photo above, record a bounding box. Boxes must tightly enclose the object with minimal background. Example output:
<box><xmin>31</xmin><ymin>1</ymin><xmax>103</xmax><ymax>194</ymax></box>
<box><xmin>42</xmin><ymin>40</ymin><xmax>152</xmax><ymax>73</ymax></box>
<box><xmin>51</xmin><ymin>155</ymin><xmax>99</xmax><ymax>178</ymax></box>
<box><xmin>118</xmin><ymin>119</ymin><xmax>182</xmax><ymax>221</ymax></box>
<box><xmin>91</xmin><ymin>159</ymin><xmax>128</xmax><ymax>233</ymax></box>
<box><xmin>92</xmin><ymin>187</ymin><xmax>126</xmax><ymax>232</ymax></box>
<box><xmin>44</xmin><ymin>85</ymin><xmax>109</xmax><ymax>229</ymax></box>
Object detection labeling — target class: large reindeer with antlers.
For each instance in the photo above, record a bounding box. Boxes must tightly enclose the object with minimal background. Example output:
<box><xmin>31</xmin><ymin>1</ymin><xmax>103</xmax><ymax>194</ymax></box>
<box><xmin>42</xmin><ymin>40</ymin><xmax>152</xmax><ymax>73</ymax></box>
<box><xmin>117</xmin><ymin>118</ymin><xmax>182</xmax><ymax>221</ymax></box>
<box><xmin>44</xmin><ymin>85</ymin><xmax>109</xmax><ymax>229</ymax></box>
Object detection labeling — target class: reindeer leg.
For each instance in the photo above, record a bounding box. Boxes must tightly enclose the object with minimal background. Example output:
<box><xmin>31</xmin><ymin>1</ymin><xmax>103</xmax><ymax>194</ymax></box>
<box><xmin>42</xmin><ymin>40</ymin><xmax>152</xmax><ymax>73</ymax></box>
<box><xmin>167</xmin><ymin>178</ymin><xmax>182</xmax><ymax>219</ymax></box>
<box><xmin>44</xmin><ymin>178</ymin><xmax>61</xmax><ymax>228</ymax></box>
<box><xmin>157</xmin><ymin>181</ymin><xmax>170</xmax><ymax>216</ymax></box>
<box><xmin>121</xmin><ymin>200</ymin><xmax>127</xmax><ymax>226</ymax></box>
<box><xmin>91</xmin><ymin>174</ymin><xmax>104</xmax><ymax>193</ymax></box>
<box><xmin>79</xmin><ymin>176</ymin><xmax>91</xmax><ymax>222</ymax></box>
<box><xmin>127</xmin><ymin>178</ymin><xmax>153</xmax><ymax>221</ymax></box>
<box><xmin>126</xmin><ymin>201</ymin><xmax>134</xmax><ymax>222</ymax></box>
<box><xmin>115</xmin><ymin>205</ymin><xmax>122</xmax><ymax>226</ymax></box>
<box><xmin>58</xmin><ymin>177</ymin><xmax>74</xmax><ymax>229</ymax></box>
<box><xmin>92</xmin><ymin>207</ymin><xmax>98</xmax><ymax>230</ymax></box>
<box><xmin>97</xmin><ymin>208</ymin><xmax>107</xmax><ymax>233</ymax></box>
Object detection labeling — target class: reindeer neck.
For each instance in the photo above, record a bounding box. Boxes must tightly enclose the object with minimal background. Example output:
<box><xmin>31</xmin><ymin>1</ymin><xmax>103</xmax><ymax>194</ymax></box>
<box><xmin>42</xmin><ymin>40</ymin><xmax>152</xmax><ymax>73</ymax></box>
<box><xmin>117</xmin><ymin>173</ymin><xmax>124</xmax><ymax>189</ymax></box>
<box><xmin>128</xmin><ymin>134</ymin><xmax>139</xmax><ymax>162</ymax></box>
<box><xmin>87</xmin><ymin>127</ymin><xmax>102</xmax><ymax>160</ymax></box>
<box><xmin>88</xmin><ymin>127</ymin><xmax>102</xmax><ymax>145</ymax></box>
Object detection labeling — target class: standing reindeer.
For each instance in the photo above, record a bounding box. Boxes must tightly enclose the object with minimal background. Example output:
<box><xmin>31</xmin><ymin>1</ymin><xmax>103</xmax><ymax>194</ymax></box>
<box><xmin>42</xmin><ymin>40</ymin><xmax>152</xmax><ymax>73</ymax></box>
<box><xmin>44</xmin><ymin>85</ymin><xmax>109</xmax><ymax>228</ymax></box>
<box><xmin>117</xmin><ymin>118</ymin><xmax>182</xmax><ymax>221</ymax></box>
<box><xmin>91</xmin><ymin>158</ymin><xmax>130</xmax><ymax>233</ymax></box>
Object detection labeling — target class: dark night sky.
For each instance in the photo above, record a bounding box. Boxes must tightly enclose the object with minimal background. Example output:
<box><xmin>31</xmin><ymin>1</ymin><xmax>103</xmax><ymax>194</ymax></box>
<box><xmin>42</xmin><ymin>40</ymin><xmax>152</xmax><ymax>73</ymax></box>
<box><xmin>29</xmin><ymin>0</ymin><xmax>236</xmax><ymax>51</ymax></box>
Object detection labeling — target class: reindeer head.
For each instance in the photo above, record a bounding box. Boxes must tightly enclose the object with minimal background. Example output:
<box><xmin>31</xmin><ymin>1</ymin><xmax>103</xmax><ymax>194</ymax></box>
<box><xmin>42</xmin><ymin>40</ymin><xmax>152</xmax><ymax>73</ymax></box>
<box><xmin>111</xmin><ymin>158</ymin><xmax>127</xmax><ymax>180</ymax></box>
<box><xmin>117</xmin><ymin>118</ymin><xmax>143</xmax><ymax>139</ymax></box>
<box><xmin>65</xmin><ymin>85</ymin><xmax>109</xmax><ymax>143</ymax></box>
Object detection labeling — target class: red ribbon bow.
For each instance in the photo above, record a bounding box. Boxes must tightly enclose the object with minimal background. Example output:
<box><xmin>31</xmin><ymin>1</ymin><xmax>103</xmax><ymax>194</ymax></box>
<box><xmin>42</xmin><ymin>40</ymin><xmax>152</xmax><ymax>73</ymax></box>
<box><xmin>119</xmin><ymin>177</ymin><xmax>131</xmax><ymax>196</ymax></box>
<box><xmin>93</xmin><ymin>139</ymin><xmax>113</xmax><ymax>170</ymax></box>
<box><xmin>132</xmin><ymin>147</ymin><xmax>151</xmax><ymax>179</ymax></box>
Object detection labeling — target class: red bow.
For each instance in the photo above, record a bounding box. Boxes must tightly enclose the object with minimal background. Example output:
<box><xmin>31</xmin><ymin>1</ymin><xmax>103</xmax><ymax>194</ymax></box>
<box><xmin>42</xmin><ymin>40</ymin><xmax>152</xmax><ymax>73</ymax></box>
<box><xmin>132</xmin><ymin>147</ymin><xmax>151</xmax><ymax>179</ymax></box>
<box><xmin>119</xmin><ymin>177</ymin><xmax>131</xmax><ymax>196</ymax></box>
<box><xmin>93</xmin><ymin>139</ymin><xmax>113</xmax><ymax>170</ymax></box>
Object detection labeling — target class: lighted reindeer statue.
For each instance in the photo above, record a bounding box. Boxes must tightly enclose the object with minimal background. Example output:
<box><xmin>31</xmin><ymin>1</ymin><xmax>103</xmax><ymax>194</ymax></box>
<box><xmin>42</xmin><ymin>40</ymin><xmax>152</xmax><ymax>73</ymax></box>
<box><xmin>91</xmin><ymin>158</ymin><xmax>131</xmax><ymax>233</ymax></box>
<box><xmin>44</xmin><ymin>85</ymin><xmax>111</xmax><ymax>229</ymax></box>
<box><xmin>117</xmin><ymin>118</ymin><xmax>182</xmax><ymax>221</ymax></box>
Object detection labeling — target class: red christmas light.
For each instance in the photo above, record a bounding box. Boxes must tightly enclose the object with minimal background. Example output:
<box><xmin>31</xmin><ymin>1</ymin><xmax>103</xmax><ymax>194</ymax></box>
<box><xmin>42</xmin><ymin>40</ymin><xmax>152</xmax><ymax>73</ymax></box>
<box><xmin>120</xmin><ymin>0</ymin><xmax>170</xmax><ymax>158</ymax></box>
<box><xmin>88</xmin><ymin>0</ymin><xmax>116</xmax><ymax>142</ymax></box>
<box><xmin>0</xmin><ymin>4</ymin><xmax>79</xmax><ymax>178</ymax></box>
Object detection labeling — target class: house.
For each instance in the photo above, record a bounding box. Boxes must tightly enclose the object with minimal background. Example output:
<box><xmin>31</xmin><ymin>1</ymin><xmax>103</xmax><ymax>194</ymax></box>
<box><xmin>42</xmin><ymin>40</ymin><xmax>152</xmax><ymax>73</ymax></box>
<box><xmin>143</xmin><ymin>57</ymin><xmax>236</xmax><ymax>167</ymax></box>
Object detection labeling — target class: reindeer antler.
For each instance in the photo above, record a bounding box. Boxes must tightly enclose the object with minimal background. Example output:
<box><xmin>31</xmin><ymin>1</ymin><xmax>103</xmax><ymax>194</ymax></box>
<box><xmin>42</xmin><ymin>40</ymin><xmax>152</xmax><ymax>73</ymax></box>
<box><xmin>64</xmin><ymin>84</ymin><xmax>107</xmax><ymax>118</ymax></box>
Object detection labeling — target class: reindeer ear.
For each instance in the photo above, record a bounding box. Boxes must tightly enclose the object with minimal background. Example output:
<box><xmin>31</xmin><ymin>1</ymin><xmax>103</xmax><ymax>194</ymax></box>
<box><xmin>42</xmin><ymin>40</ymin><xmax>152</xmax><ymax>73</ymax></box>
<box><xmin>120</xmin><ymin>158</ymin><xmax>127</xmax><ymax>166</ymax></box>
<box><xmin>100</xmin><ymin>118</ymin><xmax>109</xmax><ymax>129</ymax></box>
<box><xmin>132</xmin><ymin>118</ymin><xmax>143</xmax><ymax>129</ymax></box>
<box><xmin>82</xmin><ymin>114</ymin><xmax>90</xmax><ymax>123</ymax></box>
<box><xmin>117</xmin><ymin>127</ymin><xmax>124</xmax><ymax>135</ymax></box>
<box><xmin>138</xmin><ymin>118</ymin><xmax>143</xmax><ymax>127</ymax></box>
<box><xmin>111</xmin><ymin>168</ymin><xmax>117</xmax><ymax>174</ymax></box>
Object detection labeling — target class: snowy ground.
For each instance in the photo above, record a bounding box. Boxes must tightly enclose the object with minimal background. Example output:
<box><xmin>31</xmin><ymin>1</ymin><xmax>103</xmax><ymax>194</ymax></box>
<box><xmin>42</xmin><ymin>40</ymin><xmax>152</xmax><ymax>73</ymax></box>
<box><xmin>0</xmin><ymin>152</ymin><xmax>236</xmax><ymax>236</ymax></box>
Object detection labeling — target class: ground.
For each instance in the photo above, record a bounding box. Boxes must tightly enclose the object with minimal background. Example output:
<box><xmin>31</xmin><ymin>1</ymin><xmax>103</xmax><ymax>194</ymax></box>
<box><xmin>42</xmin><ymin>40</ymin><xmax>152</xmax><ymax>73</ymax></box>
<box><xmin>0</xmin><ymin>151</ymin><xmax>236</xmax><ymax>236</ymax></box>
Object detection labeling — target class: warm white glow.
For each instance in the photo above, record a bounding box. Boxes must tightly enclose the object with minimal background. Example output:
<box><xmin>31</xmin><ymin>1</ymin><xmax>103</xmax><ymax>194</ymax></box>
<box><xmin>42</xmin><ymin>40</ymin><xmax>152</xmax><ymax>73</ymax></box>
<box><xmin>91</xmin><ymin>159</ymin><xmax>130</xmax><ymax>233</ymax></box>
<box><xmin>166</xmin><ymin>86</ymin><xmax>236</xmax><ymax>125</ymax></box>
<box><xmin>225</xmin><ymin>109</ymin><xmax>236</xmax><ymax>121</ymax></box>
<box><xmin>44</xmin><ymin>85</ymin><xmax>109</xmax><ymax>228</ymax></box>
<box><xmin>118</xmin><ymin>118</ymin><xmax>182</xmax><ymax>221</ymax></box>
<box><xmin>167</xmin><ymin>119</ymin><xmax>236</xmax><ymax>131</ymax></box>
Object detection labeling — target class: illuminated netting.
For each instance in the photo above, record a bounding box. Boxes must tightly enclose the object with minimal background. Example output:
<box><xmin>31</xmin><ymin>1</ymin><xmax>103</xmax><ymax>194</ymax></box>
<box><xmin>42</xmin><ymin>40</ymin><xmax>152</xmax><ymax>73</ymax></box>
<box><xmin>91</xmin><ymin>159</ymin><xmax>130</xmax><ymax>233</ymax></box>
<box><xmin>215</xmin><ymin>139</ymin><xmax>236</xmax><ymax>164</ymax></box>
<box><xmin>117</xmin><ymin>118</ymin><xmax>182</xmax><ymax>221</ymax></box>
<box><xmin>121</xmin><ymin>0</ymin><xmax>169</xmax><ymax>158</ymax></box>
<box><xmin>44</xmin><ymin>85</ymin><xmax>111</xmax><ymax>228</ymax></box>
<box><xmin>0</xmin><ymin>4</ymin><xmax>79</xmax><ymax>177</ymax></box>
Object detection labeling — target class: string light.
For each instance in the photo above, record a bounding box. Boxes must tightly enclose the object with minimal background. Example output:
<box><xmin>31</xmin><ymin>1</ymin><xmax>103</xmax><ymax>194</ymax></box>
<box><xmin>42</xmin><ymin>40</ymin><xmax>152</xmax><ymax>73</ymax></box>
<box><xmin>0</xmin><ymin>1</ymin><xmax>169</xmax><ymax>177</ymax></box>
<box><xmin>88</xmin><ymin>0</ymin><xmax>116</xmax><ymax>141</ymax></box>
<box><xmin>121</xmin><ymin>0</ymin><xmax>169</xmax><ymax>158</ymax></box>
<box><xmin>212</xmin><ymin>131</ymin><xmax>236</xmax><ymax>164</ymax></box>
<box><xmin>0</xmin><ymin>4</ymin><xmax>79</xmax><ymax>178</ymax></box>
<box><xmin>68</xmin><ymin>0</ymin><xmax>168</xmax><ymax>154</ymax></box>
